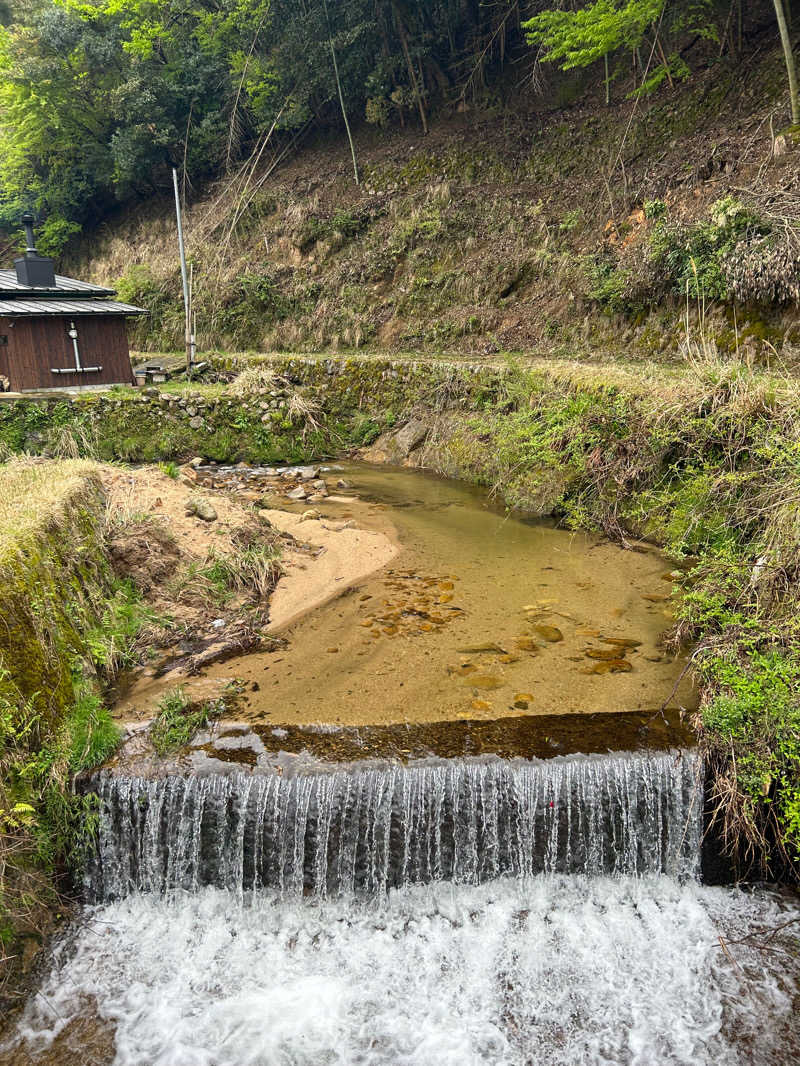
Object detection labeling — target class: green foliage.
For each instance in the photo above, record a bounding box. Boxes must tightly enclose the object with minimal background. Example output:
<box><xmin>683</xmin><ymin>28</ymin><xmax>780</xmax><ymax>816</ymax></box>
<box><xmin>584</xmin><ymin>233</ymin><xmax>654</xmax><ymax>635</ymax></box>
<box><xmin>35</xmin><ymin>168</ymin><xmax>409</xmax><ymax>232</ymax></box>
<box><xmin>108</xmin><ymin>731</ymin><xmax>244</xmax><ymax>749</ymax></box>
<box><xmin>558</xmin><ymin>208</ymin><xmax>583</xmax><ymax>233</ymax></box>
<box><xmin>701</xmin><ymin>646</ymin><xmax>800</xmax><ymax>859</ymax></box>
<box><xmin>159</xmin><ymin>460</ymin><xmax>180</xmax><ymax>479</ymax></box>
<box><xmin>83</xmin><ymin>579</ymin><xmax>154</xmax><ymax>676</ymax></box>
<box><xmin>587</xmin><ymin>260</ymin><xmax>639</xmax><ymax>315</ymax></box>
<box><xmin>590</xmin><ymin>198</ymin><xmax>774</xmax><ymax>314</ymax></box>
<box><xmin>631</xmin><ymin>52</ymin><xmax>690</xmax><ymax>97</ymax></box>
<box><xmin>643</xmin><ymin>198</ymin><xmax>666</xmax><ymax>220</ymax></box>
<box><xmin>524</xmin><ymin>1</ymin><xmax>664</xmax><ymax>70</ymax></box>
<box><xmin>36</xmin><ymin>217</ymin><xmax>82</xmax><ymax>257</ymax></box>
<box><xmin>296</xmin><ymin>209</ymin><xmax>367</xmax><ymax>252</ymax></box>
<box><xmin>0</xmin><ymin>0</ymin><xmax>540</xmax><ymax>239</ymax></box>
<box><xmin>648</xmin><ymin>197</ymin><xmax>768</xmax><ymax>301</ymax></box>
<box><xmin>62</xmin><ymin>683</ymin><xmax>120</xmax><ymax>773</ymax></box>
<box><xmin>150</xmin><ymin>687</ymin><xmax>221</xmax><ymax>755</ymax></box>
<box><xmin>524</xmin><ymin>0</ymin><xmax>718</xmax><ymax>105</ymax></box>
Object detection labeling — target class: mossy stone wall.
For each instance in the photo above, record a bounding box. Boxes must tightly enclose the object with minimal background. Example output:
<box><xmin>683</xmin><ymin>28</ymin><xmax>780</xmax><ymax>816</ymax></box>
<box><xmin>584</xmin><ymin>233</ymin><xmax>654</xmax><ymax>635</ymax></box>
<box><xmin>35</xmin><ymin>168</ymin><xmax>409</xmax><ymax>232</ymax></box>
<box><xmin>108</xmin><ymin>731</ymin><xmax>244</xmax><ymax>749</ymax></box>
<box><xmin>0</xmin><ymin>467</ymin><xmax>110</xmax><ymax>732</ymax></box>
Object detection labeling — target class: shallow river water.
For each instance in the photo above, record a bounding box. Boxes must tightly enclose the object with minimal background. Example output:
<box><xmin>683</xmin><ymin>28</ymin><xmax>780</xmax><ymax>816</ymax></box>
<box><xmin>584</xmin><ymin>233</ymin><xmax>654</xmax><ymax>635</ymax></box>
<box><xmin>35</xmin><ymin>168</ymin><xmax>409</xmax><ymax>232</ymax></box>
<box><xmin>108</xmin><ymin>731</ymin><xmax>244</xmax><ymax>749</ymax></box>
<box><xmin>202</xmin><ymin>462</ymin><xmax>697</xmax><ymax>727</ymax></box>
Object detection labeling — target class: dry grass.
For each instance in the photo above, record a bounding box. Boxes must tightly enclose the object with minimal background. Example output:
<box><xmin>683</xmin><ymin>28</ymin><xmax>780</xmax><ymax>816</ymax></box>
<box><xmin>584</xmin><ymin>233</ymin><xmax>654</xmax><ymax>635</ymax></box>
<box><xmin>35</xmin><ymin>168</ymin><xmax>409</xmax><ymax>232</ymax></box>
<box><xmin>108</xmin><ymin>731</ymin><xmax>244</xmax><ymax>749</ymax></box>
<box><xmin>287</xmin><ymin>390</ymin><xmax>322</xmax><ymax>431</ymax></box>
<box><xmin>228</xmin><ymin>364</ymin><xmax>280</xmax><ymax>396</ymax></box>
<box><xmin>0</xmin><ymin>458</ymin><xmax>102</xmax><ymax>570</ymax></box>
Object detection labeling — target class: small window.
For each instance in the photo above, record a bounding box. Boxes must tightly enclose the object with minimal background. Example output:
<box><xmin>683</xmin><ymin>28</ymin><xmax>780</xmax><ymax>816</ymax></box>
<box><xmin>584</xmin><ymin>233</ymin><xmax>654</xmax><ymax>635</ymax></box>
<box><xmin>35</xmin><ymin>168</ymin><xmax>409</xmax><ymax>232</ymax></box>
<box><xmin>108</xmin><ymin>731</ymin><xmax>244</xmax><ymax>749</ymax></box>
<box><xmin>0</xmin><ymin>336</ymin><xmax>7</xmax><ymax>346</ymax></box>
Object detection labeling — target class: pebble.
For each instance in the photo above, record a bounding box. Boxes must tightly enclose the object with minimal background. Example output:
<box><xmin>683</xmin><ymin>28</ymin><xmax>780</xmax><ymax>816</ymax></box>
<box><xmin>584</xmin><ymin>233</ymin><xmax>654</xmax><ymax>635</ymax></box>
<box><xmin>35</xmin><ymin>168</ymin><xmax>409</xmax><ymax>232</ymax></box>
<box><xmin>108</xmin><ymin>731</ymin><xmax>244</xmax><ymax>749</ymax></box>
<box><xmin>532</xmin><ymin>624</ymin><xmax>563</xmax><ymax>642</ymax></box>
<box><xmin>466</xmin><ymin>674</ymin><xmax>505</xmax><ymax>690</ymax></box>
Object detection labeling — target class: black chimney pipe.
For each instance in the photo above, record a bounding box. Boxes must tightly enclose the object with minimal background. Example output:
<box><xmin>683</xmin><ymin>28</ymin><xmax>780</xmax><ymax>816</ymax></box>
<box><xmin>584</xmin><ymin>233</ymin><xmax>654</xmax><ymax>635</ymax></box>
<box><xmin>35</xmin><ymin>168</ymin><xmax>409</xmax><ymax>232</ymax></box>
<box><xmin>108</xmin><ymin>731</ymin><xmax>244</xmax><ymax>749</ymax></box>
<box><xmin>22</xmin><ymin>212</ymin><xmax>37</xmax><ymax>253</ymax></box>
<box><xmin>14</xmin><ymin>213</ymin><xmax>57</xmax><ymax>288</ymax></box>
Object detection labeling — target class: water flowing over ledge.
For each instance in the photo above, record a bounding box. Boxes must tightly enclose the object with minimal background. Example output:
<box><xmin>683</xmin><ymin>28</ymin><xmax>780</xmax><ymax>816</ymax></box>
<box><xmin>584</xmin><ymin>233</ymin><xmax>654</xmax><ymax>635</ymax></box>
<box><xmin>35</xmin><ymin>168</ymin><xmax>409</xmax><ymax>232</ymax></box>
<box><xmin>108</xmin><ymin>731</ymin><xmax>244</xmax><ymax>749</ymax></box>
<box><xmin>86</xmin><ymin>749</ymin><xmax>702</xmax><ymax>901</ymax></box>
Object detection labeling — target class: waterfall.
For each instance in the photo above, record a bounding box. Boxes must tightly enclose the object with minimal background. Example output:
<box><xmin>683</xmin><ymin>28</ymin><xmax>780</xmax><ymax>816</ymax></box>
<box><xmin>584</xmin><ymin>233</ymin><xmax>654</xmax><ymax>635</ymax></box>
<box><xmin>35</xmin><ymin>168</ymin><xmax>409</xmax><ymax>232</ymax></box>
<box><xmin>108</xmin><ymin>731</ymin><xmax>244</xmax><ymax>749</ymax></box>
<box><xmin>86</xmin><ymin>749</ymin><xmax>701</xmax><ymax>901</ymax></box>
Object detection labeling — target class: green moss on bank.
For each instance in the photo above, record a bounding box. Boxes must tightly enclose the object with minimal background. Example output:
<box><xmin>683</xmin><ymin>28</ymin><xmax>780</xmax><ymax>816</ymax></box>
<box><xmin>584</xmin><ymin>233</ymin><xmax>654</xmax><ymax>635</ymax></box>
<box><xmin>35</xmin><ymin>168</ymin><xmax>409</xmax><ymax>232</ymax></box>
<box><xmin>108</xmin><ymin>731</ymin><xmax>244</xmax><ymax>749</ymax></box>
<box><xmin>0</xmin><ymin>460</ymin><xmax>147</xmax><ymax>995</ymax></box>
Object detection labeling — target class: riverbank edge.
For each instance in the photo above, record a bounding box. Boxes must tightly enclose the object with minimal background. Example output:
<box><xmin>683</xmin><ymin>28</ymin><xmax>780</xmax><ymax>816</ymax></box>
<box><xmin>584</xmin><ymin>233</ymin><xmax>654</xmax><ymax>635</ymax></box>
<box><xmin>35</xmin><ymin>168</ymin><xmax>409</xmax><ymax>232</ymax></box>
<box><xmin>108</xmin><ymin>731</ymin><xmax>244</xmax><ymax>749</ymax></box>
<box><xmin>0</xmin><ymin>354</ymin><xmax>797</xmax><ymax>884</ymax></box>
<box><xmin>0</xmin><ymin>460</ymin><xmax>135</xmax><ymax>1006</ymax></box>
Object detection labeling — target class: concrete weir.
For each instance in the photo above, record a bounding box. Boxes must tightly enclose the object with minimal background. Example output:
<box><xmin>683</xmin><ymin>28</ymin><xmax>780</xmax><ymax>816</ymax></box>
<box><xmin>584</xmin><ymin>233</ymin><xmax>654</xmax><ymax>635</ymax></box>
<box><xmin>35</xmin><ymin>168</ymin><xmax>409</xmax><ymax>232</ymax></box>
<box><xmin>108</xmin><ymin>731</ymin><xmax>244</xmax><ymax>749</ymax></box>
<box><xmin>84</xmin><ymin>746</ymin><xmax>702</xmax><ymax>901</ymax></box>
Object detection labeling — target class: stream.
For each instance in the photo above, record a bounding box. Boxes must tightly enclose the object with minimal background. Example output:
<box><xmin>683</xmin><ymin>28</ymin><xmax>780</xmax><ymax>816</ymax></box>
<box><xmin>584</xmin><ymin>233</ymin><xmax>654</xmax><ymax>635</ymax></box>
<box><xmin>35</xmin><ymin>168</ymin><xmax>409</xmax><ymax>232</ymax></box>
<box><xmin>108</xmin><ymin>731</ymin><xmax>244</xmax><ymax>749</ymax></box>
<box><xmin>2</xmin><ymin>465</ymin><xmax>799</xmax><ymax>1065</ymax></box>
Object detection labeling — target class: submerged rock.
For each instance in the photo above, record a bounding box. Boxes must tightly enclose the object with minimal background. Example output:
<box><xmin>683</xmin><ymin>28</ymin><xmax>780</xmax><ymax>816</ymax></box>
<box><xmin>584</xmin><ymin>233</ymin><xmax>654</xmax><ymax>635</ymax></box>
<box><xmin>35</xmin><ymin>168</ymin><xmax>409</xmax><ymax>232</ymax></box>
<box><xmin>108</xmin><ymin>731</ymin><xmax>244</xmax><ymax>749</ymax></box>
<box><xmin>532</xmin><ymin>624</ymin><xmax>563</xmax><ymax>643</ymax></box>
<box><xmin>600</xmin><ymin>637</ymin><xmax>642</xmax><ymax>648</ymax></box>
<box><xmin>465</xmin><ymin>674</ymin><xmax>505</xmax><ymax>690</ymax></box>
<box><xmin>585</xmin><ymin>648</ymin><xmax>624</xmax><ymax>661</ymax></box>
<box><xmin>586</xmin><ymin>659</ymin><xmax>633</xmax><ymax>675</ymax></box>
<box><xmin>514</xmin><ymin>637</ymin><xmax>540</xmax><ymax>653</ymax></box>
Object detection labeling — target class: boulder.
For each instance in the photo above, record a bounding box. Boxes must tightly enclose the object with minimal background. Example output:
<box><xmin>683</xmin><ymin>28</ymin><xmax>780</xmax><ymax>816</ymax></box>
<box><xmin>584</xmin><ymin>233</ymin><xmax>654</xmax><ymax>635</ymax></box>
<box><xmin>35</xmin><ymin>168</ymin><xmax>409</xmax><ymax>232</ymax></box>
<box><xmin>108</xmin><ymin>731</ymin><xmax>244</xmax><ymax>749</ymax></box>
<box><xmin>185</xmin><ymin>496</ymin><xmax>218</xmax><ymax>522</ymax></box>
<box><xmin>362</xmin><ymin>417</ymin><xmax>430</xmax><ymax>465</ymax></box>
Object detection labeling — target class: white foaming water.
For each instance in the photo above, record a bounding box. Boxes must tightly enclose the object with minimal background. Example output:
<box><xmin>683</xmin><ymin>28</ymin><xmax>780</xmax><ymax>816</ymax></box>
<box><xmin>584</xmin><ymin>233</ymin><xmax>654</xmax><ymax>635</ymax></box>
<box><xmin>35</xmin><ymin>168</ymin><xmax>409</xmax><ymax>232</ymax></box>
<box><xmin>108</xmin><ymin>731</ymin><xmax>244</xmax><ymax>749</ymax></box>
<box><xmin>8</xmin><ymin>876</ymin><xmax>798</xmax><ymax>1066</ymax></box>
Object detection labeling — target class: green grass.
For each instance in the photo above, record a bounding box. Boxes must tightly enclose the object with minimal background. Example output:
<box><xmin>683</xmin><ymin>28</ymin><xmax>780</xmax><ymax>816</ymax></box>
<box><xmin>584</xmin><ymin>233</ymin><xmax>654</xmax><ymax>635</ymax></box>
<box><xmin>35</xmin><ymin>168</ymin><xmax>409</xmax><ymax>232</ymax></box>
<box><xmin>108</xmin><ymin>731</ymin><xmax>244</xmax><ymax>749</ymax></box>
<box><xmin>150</xmin><ymin>688</ymin><xmax>222</xmax><ymax>755</ymax></box>
<box><xmin>0</xmin><ymin>461</ymin><xmax>152</xmax><ymax>983</ymax></box>
<box><xmin>62</xmin><ymin>685</ymin><xmax>121</xmax><ymax>773</ymax></box>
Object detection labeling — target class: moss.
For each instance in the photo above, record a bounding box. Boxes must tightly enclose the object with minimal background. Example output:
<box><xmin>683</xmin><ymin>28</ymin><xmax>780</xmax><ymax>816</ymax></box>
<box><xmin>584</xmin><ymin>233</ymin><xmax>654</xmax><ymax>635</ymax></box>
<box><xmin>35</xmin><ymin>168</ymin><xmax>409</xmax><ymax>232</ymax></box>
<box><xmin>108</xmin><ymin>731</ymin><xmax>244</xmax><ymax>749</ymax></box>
<box><xmin>0</xmin><ymin>461</ymin><xmax>149</xmax><ymax>991</ymax></box>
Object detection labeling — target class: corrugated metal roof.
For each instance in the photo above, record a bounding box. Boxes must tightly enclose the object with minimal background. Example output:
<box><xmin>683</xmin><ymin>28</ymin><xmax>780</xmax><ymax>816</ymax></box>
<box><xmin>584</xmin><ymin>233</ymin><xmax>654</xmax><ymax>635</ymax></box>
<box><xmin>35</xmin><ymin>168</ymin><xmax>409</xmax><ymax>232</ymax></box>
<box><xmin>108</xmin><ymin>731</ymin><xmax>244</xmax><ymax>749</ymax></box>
<box><xmin>0</xmin><ymin>299</ymin><xmax>147</xmax><ymax>316</ymax></box>
<box><xmin>0</xmin><ymin>269</ymin><xmax>115</xmax><ymax>297</ymax></box>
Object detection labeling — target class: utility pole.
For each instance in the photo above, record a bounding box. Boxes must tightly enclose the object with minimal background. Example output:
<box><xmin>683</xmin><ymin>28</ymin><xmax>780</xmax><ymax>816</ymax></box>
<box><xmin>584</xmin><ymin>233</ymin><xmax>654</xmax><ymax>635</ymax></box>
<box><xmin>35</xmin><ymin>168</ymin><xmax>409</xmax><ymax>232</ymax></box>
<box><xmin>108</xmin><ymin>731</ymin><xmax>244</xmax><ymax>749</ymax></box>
<box><xmin>172</xmin><ymin>167</ymin><xmax>195</xmax><ymax>371</ymax></box>
<box><xmin>774</xmin><ymin>0</ymin><xmax>800</xmax><ymax>126</ymax></box>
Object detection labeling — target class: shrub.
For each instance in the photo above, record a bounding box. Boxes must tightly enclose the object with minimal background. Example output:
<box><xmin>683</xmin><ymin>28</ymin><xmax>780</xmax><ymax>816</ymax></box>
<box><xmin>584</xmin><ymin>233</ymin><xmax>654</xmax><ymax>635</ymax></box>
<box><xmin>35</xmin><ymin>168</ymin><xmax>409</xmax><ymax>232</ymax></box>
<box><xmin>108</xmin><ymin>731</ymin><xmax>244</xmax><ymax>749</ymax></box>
<box><xmin>647</xmin><ymin>197</ymin><xmax>768</xmax><ymax>302</ymax></box>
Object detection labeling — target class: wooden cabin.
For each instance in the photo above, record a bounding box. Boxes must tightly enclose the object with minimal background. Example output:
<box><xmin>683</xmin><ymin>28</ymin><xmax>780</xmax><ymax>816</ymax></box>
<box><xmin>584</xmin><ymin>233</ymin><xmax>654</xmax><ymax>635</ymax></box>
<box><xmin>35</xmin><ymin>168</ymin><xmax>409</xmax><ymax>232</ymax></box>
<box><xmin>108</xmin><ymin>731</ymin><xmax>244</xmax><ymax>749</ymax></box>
<box><xmin>0</xmin><ymin>215</ymin><xmax>146</xmax><ymax>392</ymax></box>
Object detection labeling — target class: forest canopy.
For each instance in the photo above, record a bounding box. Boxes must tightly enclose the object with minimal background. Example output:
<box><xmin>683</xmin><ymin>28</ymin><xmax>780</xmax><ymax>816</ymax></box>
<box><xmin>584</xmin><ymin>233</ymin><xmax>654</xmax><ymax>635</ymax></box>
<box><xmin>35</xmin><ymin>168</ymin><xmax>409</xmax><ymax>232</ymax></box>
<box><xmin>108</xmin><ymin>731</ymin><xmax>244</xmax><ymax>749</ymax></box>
<box><xmin>0</xmin><ymin>1</ymin><xmax>794</xmax><ymax>252</ymax></box>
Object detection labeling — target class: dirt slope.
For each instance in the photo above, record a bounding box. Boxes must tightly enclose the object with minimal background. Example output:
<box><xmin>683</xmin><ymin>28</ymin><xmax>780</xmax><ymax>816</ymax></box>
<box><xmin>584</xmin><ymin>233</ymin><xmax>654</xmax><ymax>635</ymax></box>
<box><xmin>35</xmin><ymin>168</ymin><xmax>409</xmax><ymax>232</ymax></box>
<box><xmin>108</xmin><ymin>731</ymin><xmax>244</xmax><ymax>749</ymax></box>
<box><xmin>64</xmin><ymin>29</ymin><xmax>799</xmax><ymax>362</ymax></box>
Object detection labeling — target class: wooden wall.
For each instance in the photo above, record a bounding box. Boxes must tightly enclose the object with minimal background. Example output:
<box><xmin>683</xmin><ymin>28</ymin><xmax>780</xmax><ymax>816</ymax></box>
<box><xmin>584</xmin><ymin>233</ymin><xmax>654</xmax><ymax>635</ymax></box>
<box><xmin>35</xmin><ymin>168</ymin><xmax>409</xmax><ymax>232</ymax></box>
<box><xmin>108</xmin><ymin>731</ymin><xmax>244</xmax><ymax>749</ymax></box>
<box><xmin>0</xmin><ymin>315</ymin><xmax>135</xmax><ymax>391</ymax></box>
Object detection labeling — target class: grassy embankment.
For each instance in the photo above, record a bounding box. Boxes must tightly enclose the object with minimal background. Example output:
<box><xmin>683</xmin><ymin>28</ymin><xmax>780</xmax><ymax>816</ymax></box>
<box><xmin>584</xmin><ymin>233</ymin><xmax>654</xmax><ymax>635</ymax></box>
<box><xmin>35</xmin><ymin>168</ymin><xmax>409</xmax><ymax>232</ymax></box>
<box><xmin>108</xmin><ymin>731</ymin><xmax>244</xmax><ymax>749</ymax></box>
<box><xmin>0</xmin><ymin>459</ymin><xmax>151</xmax><ymax>1000</ymax></box>
<box><xmin>1</xmin><ymin>349</ymin><xmax>799</xmax><ymax>880</ymax></box>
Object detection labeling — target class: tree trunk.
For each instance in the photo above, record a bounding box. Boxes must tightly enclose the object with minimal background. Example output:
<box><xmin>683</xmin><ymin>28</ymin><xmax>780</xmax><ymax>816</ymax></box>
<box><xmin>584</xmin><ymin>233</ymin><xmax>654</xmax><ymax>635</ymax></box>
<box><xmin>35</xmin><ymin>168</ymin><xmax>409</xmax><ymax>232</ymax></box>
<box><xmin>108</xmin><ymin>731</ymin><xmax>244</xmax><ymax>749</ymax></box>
<box><xmin>395</xmin><ymin>9</ymin><xmax>428</xmax><ymax>134</ymax></box>
<box><xmin>774</xmin><ymin>0</ymin><xmax>800</xmax><ymax>125</ymax></box>
<box><xmin>323</xmin><ymin>0</ymin><xmax>359</xmax><ymax>183</ymax></box>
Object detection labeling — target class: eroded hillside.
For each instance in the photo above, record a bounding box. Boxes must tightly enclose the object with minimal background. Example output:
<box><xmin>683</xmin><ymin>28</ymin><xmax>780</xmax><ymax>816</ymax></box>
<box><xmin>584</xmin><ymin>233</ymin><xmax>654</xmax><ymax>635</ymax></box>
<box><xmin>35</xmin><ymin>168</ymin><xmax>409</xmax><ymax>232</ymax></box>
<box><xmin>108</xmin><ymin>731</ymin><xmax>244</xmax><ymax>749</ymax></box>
<box><xmin>64</xmin><ymin>30</ymin><xmax>800</xmax><ymax>362</ymax></box>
